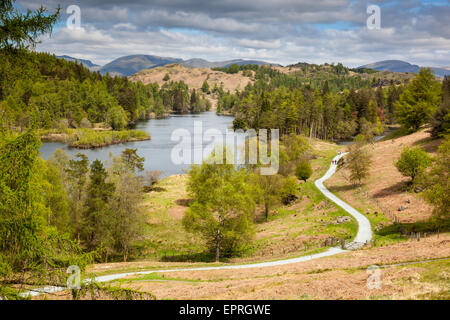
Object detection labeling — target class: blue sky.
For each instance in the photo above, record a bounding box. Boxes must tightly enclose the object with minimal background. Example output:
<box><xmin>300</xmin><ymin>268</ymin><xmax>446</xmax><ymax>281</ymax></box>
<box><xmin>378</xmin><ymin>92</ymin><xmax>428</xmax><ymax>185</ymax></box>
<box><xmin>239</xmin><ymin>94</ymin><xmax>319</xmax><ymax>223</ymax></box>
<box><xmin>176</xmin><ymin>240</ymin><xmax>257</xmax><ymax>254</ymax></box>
<box><xmin>17</xmin><ymin>0</ymin><xmax>450</xmax><ymax>67</ymax></box>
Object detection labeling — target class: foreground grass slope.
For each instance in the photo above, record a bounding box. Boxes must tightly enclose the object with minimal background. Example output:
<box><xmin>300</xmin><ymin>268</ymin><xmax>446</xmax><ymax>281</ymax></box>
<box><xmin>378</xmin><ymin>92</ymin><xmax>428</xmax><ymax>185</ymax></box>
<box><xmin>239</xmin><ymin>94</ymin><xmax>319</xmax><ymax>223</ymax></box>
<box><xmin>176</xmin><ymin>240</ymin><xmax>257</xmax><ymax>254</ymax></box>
<box><xmin>42</xmin><ymin>234</ymin><xmax>450</xmax><ymax>300</ymax></box>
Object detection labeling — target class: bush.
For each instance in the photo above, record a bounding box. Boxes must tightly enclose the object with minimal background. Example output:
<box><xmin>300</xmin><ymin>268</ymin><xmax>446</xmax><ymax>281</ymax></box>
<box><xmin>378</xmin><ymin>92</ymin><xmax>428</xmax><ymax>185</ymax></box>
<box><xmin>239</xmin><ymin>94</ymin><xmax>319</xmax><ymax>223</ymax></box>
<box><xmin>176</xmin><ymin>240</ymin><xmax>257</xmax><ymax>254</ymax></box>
<box><xmin>395</xmin><ymin>147</ymin><xmax>432</xmax><ymax>183</ymax></box>
<box><xmin>295</xmin><ymin>160</ymin><xmax>313</xmax><ymax>182</ymax></box>
<box><xmin>280</xmin><ymin>176</ymin><xmax>299</xmax><ymax>205</ymax></box>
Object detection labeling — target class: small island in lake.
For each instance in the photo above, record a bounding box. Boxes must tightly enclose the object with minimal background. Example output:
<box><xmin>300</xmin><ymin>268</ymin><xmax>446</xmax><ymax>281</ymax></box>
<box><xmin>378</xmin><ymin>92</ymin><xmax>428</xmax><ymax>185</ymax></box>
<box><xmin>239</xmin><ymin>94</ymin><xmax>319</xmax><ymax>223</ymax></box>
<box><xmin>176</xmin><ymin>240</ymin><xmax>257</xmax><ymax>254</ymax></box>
<box><xmin>39</xmin><ymin>128</ymin><xmax>150</xmax><ymax>149</ymax></box>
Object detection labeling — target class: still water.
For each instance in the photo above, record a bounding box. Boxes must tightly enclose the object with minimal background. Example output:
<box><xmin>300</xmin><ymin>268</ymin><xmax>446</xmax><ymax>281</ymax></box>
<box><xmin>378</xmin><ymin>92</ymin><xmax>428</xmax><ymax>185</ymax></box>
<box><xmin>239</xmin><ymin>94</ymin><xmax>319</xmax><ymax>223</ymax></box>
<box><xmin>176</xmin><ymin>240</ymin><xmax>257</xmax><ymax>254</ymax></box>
<box><xmin>39</xmin><ymin>111</ymin><xmax>236</xmax><ymax>178</ymax></box>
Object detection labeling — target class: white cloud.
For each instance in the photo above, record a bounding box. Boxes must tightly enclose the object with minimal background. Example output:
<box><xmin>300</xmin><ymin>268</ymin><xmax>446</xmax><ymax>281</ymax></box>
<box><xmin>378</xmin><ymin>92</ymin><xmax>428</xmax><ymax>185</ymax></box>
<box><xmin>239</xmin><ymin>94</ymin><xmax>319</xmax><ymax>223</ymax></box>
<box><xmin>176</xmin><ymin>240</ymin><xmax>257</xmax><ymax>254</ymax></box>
<box><xmin>24</xmin><ymin>0</ymin><xmax>449</xmax><ymax>68</ymax></box>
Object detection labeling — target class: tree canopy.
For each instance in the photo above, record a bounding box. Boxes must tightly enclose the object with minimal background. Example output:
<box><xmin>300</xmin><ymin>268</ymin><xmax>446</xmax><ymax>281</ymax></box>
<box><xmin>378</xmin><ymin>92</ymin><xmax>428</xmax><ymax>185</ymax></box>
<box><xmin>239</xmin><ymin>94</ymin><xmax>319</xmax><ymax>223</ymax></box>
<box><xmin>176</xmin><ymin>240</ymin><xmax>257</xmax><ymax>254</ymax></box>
<box><xmin>395</xmin><ymin>68</ymin><xmax>442</xmax><ymax>132</ymax></box>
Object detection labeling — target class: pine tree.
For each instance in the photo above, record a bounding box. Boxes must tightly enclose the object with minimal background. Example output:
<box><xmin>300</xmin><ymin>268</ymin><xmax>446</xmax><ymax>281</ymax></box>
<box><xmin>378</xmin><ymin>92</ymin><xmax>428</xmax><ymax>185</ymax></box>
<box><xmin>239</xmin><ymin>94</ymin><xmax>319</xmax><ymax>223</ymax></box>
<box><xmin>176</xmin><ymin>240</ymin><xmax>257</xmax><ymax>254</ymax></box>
<box><xmin>0</xmin><ymin>0</ymin><xmax>60</xmax><ymax>50</ymax></box>
<box><xmin>82</xmin><ymin>160</ymin><xmax>115</xmax><ymax>252</ymax></box>
<box><xmin>66</xmin><ymin>153</ymin><xmax>89</xmax><ymax>241</ymax></box>
<box><xmin>201</xmin><ymin>80</ymin><xmax>210</xmax><ymax>94</ymax></box>
<box><xmin>431</xmin><ymin>76</ymin><xmax>450</xmax><ymax>137</ymax></box>
<box><xmin>395</xmin><ymin>68</ymin><xmax>441</xmax><ymax>131</ymax></box>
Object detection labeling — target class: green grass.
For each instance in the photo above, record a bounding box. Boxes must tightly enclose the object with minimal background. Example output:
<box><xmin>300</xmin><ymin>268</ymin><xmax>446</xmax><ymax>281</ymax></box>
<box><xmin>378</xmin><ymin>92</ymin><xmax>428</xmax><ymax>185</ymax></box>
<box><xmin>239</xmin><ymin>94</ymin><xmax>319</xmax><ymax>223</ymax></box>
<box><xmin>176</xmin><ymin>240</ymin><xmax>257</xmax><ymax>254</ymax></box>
<box><xmin>300</xmin><ymin>181</ymin><xmax>358</xmax><ymax>240</ymax></box>
<box><xmin>332</xmin><ymin>185</ymin><xmax>447</xmax><ymax>246</ymax></box>
<box><xmin>309</xmin><ymin>140</ymin><xmax>343</xmax><ymax>179</ymax></box>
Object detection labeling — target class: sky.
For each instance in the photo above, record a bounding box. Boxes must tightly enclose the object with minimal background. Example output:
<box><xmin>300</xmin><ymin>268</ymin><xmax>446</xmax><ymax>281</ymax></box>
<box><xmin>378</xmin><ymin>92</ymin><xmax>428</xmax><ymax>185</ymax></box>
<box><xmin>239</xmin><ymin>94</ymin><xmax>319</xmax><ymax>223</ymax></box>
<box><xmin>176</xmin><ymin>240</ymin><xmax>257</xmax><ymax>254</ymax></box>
<box><xmin>16</xmin><ymin>0</ymin><xmax>450</xmax><ymax>68</ymax></box>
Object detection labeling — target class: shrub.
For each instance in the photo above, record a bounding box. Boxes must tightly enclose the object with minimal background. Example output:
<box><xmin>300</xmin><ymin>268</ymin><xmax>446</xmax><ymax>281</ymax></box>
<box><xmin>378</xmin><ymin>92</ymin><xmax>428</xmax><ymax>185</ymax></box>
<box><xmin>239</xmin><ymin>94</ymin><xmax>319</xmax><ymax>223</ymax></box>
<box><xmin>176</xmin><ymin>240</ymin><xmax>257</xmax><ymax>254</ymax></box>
<box><xmin>395</xmin><ymin>147</ymin><xmax>432</xmax><ymax>183</ymax></box>
<box><xmin>295</xmin><ymin>160</ymin><xmax>313</xmax><ymax>182</ymax></box>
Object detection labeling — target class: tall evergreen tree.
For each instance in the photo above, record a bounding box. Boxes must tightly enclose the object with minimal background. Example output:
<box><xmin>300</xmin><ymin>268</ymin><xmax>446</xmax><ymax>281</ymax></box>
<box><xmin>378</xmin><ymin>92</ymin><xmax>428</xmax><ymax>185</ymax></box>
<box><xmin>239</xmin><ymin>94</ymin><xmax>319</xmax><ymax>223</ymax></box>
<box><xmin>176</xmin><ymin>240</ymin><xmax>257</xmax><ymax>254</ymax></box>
<box><xmin>431</xmin><ymin>75</ymin><xmax>450</xmax><ymax>137</ymax></box>
<box><xmin>395</xmin><ymin>68</ymin><xmax>441</xmax><ymax>131</ymax></box>
<box><xmin>82</xmin><ymin>160</ymin><xmax>115</xmax><ymax>252</ymax></box>
<box><xmin>66</xmin><ymin>153</ymin><xmax>89</xmax><ymax>241</ymax></box>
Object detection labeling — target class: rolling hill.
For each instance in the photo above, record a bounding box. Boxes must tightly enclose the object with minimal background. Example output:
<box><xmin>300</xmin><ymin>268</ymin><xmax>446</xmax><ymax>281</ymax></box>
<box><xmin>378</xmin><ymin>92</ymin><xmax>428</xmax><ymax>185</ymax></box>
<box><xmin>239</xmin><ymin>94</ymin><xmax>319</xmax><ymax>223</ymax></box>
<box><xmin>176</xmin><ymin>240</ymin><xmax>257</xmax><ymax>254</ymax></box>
<box><xmin>128</xmin><ymin>63</ymin><xmax>253</xmax><ymax>93</ymax></box>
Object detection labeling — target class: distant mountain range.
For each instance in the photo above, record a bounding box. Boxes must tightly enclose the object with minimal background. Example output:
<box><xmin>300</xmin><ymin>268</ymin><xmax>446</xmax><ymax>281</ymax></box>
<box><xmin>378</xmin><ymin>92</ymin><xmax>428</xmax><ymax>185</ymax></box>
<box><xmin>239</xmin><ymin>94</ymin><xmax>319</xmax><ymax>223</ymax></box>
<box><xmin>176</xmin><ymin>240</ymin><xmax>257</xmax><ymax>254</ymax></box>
<box><xmin>358</xmin><ymin>60</ymin><xmax>449</xmax><ymax>78</ymax></box>
<box><xmin>99</xmin><ymin>54</ymin><xmax>184</xmax><ymax>77</ymax></box>
<box><xmin>101</xmin><ymin>55</ymin><xmax>275</xmax><ymax>76</ymax></box>
<box><xmin>57</xmin><ymin>55</ymin><xmax>449</xmax><ymax>78</ymax></box>
<box><xmin>57</xmin><ymin>54</ymin><xmax>274</xmax><ymax>77</ymax></box>
<box><xmin>56</xmin><ymin>55</ymin><xmax>99</xmax><ymax>69</ymax></box>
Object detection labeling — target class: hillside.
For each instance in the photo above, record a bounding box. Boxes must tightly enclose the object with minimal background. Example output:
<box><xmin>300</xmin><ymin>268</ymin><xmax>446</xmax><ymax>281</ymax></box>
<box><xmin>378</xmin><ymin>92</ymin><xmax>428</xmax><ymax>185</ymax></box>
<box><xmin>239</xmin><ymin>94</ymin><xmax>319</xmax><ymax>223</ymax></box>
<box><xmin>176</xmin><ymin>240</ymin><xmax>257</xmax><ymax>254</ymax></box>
<box><xmin>326</xmin><ymin>129</ymin><xmax>442</xmax><ymax>224</ymax></box>
<box><xmin>277</xmin><ymin>62</ymin><xmax>416</xmax><ymax>83</ymax></box>
<box><xmin>128</xmin><ymin>63</ymin><xmax>254</xmax><ymax>92</ymax></box>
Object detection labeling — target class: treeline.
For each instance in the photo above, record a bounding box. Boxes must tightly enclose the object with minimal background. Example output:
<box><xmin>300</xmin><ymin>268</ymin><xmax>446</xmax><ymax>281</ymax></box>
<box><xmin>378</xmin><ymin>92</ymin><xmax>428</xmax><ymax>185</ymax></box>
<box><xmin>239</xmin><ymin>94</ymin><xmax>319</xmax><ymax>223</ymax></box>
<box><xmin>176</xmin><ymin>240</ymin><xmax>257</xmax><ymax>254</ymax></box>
<box><xmin>0</xmin><ymin>50</ymin><xmax>210</xmax><ymax>131</ymax></box>
<box><xmin>215</xmin><ymin>62</ymin><xmax>395</xmax><ymax>93</ymax></box>
<box><xmin>218</xmin><ymin>68</ymin><xmax>446</xmax><ymax>141</ymax></box>
<box><xmin>212</xmin><ymin>63</ymin><xmax>260</xmax><ymax>74</ymax></box>
<box><xmin>218</xmin><ymin>78</ymin><xmax>403</xmax><ymax>141</ymax></box>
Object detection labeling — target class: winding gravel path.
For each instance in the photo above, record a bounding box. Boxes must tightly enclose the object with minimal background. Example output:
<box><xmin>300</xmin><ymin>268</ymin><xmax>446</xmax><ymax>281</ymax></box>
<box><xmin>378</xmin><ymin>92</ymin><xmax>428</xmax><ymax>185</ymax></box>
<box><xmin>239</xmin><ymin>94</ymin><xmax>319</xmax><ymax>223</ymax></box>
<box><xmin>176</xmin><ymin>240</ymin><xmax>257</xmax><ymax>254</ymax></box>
<box><xmin>22</xmin><ymin>153</ymin><xmax>371</xmax><ymax>297</ymax></box>
<box><xmin>314</xmin><ymin>153</ymin><xmax>372</xmax><ymax>249</ymax></box>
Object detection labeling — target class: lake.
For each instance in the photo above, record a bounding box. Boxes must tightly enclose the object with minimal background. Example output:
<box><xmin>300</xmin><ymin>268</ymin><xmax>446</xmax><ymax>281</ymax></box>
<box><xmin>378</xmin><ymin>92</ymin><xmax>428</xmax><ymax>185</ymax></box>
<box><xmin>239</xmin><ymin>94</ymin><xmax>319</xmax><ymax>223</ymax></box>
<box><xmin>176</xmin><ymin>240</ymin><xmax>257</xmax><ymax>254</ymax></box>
<box><xmin>40</xmin><ymin>111</ymin><xmax>237</xmax><ymax>178</ymax></box>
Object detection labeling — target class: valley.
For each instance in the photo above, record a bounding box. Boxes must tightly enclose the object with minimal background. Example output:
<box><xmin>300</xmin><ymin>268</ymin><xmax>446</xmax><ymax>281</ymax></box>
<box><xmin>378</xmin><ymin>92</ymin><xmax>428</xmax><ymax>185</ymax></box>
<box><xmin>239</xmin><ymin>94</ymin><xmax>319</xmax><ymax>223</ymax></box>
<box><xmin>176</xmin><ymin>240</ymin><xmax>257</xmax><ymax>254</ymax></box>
<box><xmin>29</xmin><ymin>128</ymin><xmax>450</xmax><ymax>300</ymax></box>
<box><xmin>1</xmin><ymin>0</ymin><xmax>449</xmax><ymax>303</ymax></box>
